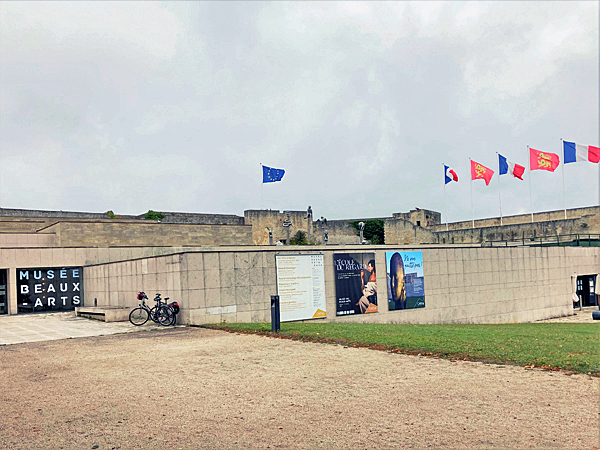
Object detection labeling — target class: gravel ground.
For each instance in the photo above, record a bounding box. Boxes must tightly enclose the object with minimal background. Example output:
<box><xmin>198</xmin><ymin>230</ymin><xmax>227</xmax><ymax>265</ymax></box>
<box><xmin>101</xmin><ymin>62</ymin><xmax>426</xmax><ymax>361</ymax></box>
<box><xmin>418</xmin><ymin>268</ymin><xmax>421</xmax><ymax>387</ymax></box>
<box><xmin>0</xmin><ymin>326</ymin><xmax>598</xmax><ymax>450</ymax></box>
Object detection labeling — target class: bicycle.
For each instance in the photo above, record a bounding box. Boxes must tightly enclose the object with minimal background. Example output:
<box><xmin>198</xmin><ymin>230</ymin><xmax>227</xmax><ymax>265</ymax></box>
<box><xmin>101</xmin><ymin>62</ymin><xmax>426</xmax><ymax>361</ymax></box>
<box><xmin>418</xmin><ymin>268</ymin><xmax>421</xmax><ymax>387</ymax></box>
<box><xmin>153</xmin><ymin>293</ymin><xmax>180</xmax><ymax>326</ymax></box>
<box><xmin>129</xmin><ymin>292</ymin><xmax>174</xmax><ymax>326</ymax></box>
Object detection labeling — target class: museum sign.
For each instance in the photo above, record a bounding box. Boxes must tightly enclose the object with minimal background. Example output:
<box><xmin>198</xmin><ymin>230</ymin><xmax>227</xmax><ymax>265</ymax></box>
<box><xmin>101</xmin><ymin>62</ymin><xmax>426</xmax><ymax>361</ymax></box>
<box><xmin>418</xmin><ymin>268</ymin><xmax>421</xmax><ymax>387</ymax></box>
<box><xmin>17</xmin><ymin>267</ymin><xmax>83</xmax><ymax>313</ymax></box>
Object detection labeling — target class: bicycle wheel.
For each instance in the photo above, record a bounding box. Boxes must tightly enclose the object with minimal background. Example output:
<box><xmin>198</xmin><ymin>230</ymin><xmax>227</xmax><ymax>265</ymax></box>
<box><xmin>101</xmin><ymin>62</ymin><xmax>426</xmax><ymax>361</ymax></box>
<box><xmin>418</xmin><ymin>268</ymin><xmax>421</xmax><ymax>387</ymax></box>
<box><xmin>156</xmin><ymin>305</ymin><xmax>174</xmax><ymax>326</ymax></box>
<box><xmin>129</xmin><ymin>307</ymin><xmax>149</xmax><ymax>326</ymax></box>
<box><xmin>169</xmin><ymin>308</ymin><xmax>177</xmax><ymax>326</ymax></box>
<box><xmin>149</xmin><ymin>305</ymin><xmax>160</xmax><ymax>323</ymax></box>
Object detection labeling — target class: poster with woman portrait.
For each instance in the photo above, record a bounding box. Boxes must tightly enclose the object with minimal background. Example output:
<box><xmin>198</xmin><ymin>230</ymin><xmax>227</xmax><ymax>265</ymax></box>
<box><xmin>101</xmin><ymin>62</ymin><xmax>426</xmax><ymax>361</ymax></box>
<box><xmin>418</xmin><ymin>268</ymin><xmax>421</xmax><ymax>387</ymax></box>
<box><xmin>333</xmin><ymin>253</ymin><xmax>378</xmax><ymax>316</ymax></box>
<box><xmin>385</xmin><ymin>251</ymin><xmax>425</xmax><ymax>311</ymax></box>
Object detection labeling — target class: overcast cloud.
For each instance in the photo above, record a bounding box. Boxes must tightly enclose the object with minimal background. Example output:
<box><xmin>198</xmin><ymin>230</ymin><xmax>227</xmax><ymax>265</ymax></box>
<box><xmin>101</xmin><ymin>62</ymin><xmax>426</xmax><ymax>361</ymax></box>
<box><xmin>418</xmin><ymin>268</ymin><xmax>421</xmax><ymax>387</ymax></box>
<box><xmin>0</xmin><ymin>1</ymin><xmax>598</xmax><ymax>222</ymax></box>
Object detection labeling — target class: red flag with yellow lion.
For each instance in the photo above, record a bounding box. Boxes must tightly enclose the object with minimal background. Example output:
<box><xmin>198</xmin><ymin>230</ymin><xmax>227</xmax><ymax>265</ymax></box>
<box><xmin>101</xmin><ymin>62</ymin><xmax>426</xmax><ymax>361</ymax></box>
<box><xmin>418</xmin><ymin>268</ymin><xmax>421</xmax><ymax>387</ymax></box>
<box><xmin>470</xmin><ymin>160</ymin><xmax>494</xmax><ymax>186</ymax></box>
<box><xmin>529</xmin><ymin>148</ymin><xmax>560</xmax><ymax>172</ymax></box>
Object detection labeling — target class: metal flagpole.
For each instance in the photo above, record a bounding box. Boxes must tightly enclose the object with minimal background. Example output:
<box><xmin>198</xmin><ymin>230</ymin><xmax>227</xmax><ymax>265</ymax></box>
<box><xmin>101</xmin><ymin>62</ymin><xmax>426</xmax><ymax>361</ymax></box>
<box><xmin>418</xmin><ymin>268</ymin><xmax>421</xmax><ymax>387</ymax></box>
<box><xmin>469</xmin><ymin>158</ymin><xmax>474</xmax><ymax>229</ymax></box>
<box><xmin>560</xmin><ymin>138</ymin><xmax>567</xmax><ymax>219</ymax></box>
<box><xmin>260</xmin><ymin>163</ymin><xmax>264</xmax><ymax>209</ymax></box>
<box><xmin>497</xmin><ymin>152</ymin><xmax>503</xmax><ymax>226</ymax></box>
<box><xmin>528</xmin><ymin>146</ymin><xmax>534</xmax><ymax>223</ymax></box>
<box><xmin>443</xmin><ymin>163</ymin><xmax>448</xmax><ymax>231</ymax></box>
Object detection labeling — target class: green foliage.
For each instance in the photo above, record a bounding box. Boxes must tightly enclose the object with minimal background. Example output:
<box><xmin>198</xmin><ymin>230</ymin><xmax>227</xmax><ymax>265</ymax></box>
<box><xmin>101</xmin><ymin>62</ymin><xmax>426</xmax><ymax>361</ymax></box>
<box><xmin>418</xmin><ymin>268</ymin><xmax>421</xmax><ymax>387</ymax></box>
<box><xmin>349</xmin><ymin>219</ymin><xmax>385</xmax><ymax>244</ymax></box>
<box><xmin>144</xmin><ymin>210</ymin><xmax>165</xmax><ymax>221</ymax></box>
<box><xmin>289</xmin><ymin>230</ymin><xmax>308</xmax><ymax>245</ymax></box>
<box><xmin>205</xmin><ymin>322</ymin><xmax>600</xmax><ymax>375</ymax></box>
<box><xmin>106</xmin><ymin>210</ymin><xmax>116</xmax><ymax>219</ymax></box>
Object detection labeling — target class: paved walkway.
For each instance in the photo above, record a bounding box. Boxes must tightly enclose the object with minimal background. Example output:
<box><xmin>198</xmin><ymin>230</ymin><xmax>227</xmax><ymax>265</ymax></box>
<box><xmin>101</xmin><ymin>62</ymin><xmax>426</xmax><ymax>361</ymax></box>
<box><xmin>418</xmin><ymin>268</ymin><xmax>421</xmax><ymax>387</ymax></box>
<box><xmin>536</xmin><ymin>306</ymin><xmax>599</xmax><ymax>323</ymax></box>
<box><xmin>0</xmin><ymin>311</ymin><xmax>166</xmax><ymax>345</ymax></box>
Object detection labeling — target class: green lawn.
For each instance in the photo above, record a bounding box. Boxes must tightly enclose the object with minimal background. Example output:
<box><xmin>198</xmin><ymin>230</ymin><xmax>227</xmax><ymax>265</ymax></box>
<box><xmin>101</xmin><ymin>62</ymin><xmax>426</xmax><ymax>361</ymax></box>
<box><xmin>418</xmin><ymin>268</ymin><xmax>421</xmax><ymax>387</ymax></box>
<box><xmin>204</xmin><ymin>322</ymin><xmax>600</xmax><ymax>375</ymax></box>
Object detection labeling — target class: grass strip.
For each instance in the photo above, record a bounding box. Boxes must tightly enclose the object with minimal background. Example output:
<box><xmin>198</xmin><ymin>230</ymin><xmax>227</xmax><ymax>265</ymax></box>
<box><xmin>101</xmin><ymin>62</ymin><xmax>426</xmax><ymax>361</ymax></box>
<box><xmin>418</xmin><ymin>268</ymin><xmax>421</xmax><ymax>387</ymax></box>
<box><xmin>204</xmin><ymin>322</ymin><xmax>600</xmax><ymax>376</ymax></box>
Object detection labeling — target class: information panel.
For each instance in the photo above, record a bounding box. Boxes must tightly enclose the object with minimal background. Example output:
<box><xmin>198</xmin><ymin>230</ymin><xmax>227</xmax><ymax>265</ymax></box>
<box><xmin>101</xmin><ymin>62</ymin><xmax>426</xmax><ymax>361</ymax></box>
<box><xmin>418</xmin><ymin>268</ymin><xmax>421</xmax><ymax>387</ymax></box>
<box><xmin>276</xmin><ymin>254</ymin><xmax>326</xmax><ymax>322</ymax></box>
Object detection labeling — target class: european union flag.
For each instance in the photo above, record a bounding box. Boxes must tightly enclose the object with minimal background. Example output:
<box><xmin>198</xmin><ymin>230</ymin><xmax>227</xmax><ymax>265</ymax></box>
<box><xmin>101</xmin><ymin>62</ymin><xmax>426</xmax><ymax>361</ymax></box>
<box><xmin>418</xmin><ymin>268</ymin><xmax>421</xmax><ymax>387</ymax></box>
<box><xmin>262</xmin><ymin>165</ymin><xmax>285</xmax><ymax>183</ymax></box>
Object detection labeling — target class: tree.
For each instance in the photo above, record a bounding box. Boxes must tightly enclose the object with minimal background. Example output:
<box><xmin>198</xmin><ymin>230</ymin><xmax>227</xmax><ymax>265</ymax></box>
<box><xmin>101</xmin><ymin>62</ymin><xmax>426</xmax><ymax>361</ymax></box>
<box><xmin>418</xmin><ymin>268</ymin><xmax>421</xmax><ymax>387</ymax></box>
<box><xmin>144</xmin><ymin>210</ymin><xmax>165</xmax><ymax>221</ymax></box>
<box><xmin>289</xmin><ymin>230</ymin><xmax>308</xmax><ymax>245</ymax></box>
<box><xmin>349</xmin><ymin>219</ymin><xmax>385</xmax><ymax>244</ymax></box>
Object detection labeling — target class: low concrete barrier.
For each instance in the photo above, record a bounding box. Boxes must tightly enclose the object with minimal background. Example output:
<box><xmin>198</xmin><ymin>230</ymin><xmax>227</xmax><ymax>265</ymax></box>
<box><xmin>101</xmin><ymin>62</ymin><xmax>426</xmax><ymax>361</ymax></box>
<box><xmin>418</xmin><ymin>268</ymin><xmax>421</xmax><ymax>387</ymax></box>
<box><xmin>76</xmin><ymin>306</ymin><xmax>130</xmax><ymax>322</ymax></box>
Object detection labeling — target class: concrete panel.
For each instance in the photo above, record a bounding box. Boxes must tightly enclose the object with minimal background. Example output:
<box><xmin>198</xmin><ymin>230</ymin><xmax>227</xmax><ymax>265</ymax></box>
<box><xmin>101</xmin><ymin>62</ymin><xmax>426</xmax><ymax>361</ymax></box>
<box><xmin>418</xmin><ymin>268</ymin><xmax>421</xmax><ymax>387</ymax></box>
<box><xmin>234</xmin><ymin>252</ymin><xmax>250</xmax><ymax>269</ymax></box>
<box><xmin>220</xmin><ymin>287</ymin><xmax>236</xmax><ymax>306</ymax></box>
<box><xmin>220</xmin><ymin>253</ymin><xmax>235</xmax><ymax>270</ymax></box>
<box><xmin>220</xmin><ymin>269</ymin><xmax>235</xmax><ymax>288</ymax></box>
<box><xmin>204</xmin><ymin>269</ymin><xmax>220</xmax><ymax>290</ymax></box>
<box><xmin>205</xmin><ymin>289</ymin><xmax>221</xmax><ymax>308</ymax></box>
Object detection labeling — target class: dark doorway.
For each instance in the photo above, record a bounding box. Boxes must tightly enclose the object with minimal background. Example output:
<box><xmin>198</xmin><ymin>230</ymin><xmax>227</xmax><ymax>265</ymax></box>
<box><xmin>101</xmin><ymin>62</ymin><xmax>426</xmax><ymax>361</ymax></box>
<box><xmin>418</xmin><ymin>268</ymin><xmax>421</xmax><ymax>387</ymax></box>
<box><xmin>575</xmin><ymin>275</ymin><xmax>597</xmax><ymax>307</ymax></box>
<box><xmin>0</xmin><ymin>270</ymin><xmax>7</xmax><ymax>314</ymax></box>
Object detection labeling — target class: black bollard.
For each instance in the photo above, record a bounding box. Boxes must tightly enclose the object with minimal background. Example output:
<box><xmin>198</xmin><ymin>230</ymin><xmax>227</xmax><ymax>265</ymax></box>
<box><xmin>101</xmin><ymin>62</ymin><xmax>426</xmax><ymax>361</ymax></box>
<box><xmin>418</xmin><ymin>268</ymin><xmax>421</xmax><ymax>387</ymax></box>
<box><xmin>270</xmin><ymin>295</ymin><xmax>280</xmax><ymax>332</ymax></box>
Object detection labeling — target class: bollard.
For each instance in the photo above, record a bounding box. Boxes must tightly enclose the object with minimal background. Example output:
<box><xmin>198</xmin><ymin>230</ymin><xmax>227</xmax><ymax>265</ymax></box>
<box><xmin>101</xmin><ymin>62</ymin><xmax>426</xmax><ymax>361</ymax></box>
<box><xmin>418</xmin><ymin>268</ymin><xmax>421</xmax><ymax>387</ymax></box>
<box><xmin>270</xmin><ymin>295</ymin><xmax>280</xmax><ymax>332</ymax></box>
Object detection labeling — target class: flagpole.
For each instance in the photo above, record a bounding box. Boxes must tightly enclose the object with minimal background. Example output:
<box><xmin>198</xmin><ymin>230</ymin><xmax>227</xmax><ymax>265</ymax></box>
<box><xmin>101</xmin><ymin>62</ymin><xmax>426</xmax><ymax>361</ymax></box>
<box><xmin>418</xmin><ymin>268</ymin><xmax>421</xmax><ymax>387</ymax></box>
<box><xmin>560</xmin><ymin>138</ymin><xmax>567</xmax><ymax>219</ymax></box>
<box><xmin>443</xmin><ymin>163</ymin><xmax>448</xmax><ymax>231</ymax></box>
<box><xmin>528</xmin><ymin>146</ymin><xmax>533</xmax><ymax>223</ymax></box>
<box><xmin>497</xmin><ymin>152</ymin><xmax>503</xmax><ymax>226</ymax></box>
<box><xmin>469</xmin><ymin>158</ymin><xmax>474</xmax><ymax>229</ymax></box>
<box><xmin>260</xmin><ymin>163</ymin><xmax>264</xmax><ymax>209</ymax></box>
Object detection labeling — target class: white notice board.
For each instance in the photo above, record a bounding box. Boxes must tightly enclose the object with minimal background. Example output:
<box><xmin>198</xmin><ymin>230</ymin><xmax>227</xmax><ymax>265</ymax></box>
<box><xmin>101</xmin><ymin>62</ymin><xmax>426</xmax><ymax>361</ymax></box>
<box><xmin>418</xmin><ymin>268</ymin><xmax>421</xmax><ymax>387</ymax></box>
<box><xmin>275</xmin><ymin>254</ymin><xmax>326</xmax><ymax>322</ymax></box>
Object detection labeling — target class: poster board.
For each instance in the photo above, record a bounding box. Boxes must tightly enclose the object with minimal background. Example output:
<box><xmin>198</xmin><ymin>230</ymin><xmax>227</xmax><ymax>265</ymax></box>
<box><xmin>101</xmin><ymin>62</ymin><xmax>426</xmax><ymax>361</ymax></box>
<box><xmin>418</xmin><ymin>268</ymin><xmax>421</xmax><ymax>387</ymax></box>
<box><xmin>275</xmin><ymin>254</ymin><xmax>326</xmax><ymax>322</ymax></box>
<box><xmin>385</xmin><ymin>251</ymin><xmax>425</xmax><ymax>310</ymax></box>
<box><xmin>334</xmin><ymin>253</ymin><xmax>378</xmax><ymax>316</ymax></box>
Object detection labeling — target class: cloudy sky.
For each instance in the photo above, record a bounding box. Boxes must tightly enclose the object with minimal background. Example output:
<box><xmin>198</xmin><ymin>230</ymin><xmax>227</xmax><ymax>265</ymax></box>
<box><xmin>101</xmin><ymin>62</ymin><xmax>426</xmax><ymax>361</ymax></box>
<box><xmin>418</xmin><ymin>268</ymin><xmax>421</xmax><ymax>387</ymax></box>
<box><xmin>0</xmin><ymin>1</ymin><xmax>598</xmax><ymax>223</ymax></box>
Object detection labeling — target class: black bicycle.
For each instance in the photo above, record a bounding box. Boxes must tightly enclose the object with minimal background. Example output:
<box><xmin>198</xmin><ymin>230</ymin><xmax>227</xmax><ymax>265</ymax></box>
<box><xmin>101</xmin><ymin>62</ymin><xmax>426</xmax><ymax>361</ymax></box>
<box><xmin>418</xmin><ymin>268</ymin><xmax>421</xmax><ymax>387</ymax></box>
<box><xmin>129</xmin><ymin>292</ymin><xmax>174</xmax><ymax>326</ymax></box>
<box><xmin>154</xmin><ymin>293</ymin><xmax>180</xmax><ymax>326</ymax></box>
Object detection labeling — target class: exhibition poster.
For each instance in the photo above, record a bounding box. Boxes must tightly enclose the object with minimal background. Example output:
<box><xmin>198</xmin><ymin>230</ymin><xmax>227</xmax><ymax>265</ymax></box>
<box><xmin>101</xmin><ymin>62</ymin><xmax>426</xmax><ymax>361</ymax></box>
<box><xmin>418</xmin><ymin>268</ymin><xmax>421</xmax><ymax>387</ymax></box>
<box><xmin>333</xmin><ymin>253</ymin><xmax>377</xmax><ymax>316</ymax></box>
<box><xmin>275</xmin><ymin>254</ymin><xmax>326</xmax><ymax>322</ymax></box>
<box><xmin>385</xmin><ymin>251</ymin><xmax>425</xmax><ymax>310</ymax></box>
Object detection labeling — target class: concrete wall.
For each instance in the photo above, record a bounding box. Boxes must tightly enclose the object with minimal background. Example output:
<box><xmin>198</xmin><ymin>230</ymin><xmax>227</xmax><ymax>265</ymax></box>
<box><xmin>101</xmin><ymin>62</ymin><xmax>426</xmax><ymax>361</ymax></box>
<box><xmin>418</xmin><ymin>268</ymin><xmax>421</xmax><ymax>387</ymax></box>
<box><xmin>0</xmin><ymin>245</ymin><xmax>199</xmax><ymax>314</ymax></box>
<box><xmin>41</xmin><ymin>221</ymin><xmax>252</xmax><ymax>247</ymax></box>
<box><xmin>83</xmin><ymin>245</ymin><xmax>599</xmax><ymax>325</ymax></box>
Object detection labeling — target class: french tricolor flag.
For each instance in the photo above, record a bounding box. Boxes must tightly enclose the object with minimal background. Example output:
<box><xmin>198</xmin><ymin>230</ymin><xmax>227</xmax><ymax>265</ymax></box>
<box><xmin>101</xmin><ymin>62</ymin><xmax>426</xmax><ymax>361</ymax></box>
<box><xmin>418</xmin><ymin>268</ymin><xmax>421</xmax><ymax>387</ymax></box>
<box><xmin>444</xmin><ymin>165</ymin><xmax>458</xmax><ymax>184</ymax></box>
<box><xmin>563</xmin><ymin>140</ymin><xmax>600</xmax><ymax>164</ymax></box>
<box><xmin>498</xmin><ymin>154</ymin><xmax>525</xmax><ymax>180</ymax></box>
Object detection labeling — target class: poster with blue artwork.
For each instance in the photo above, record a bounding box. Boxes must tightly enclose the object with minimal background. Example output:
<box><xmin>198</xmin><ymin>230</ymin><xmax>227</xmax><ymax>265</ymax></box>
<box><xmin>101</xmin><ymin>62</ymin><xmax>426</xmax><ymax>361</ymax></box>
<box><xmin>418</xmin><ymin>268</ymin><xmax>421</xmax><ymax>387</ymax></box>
<box><xmin>385</xmin><ymin>251</ymin><xmax>425</xmax><ymax>311</ymax></box>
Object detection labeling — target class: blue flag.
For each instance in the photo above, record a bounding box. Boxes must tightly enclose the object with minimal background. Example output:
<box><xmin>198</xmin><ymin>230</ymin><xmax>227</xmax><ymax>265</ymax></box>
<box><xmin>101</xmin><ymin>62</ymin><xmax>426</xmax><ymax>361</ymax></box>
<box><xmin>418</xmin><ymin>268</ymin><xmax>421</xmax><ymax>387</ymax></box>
<box><xmin>262</xmin><ymin>165</ymin><xmax>285</xmax><ymax>183</ymax></box>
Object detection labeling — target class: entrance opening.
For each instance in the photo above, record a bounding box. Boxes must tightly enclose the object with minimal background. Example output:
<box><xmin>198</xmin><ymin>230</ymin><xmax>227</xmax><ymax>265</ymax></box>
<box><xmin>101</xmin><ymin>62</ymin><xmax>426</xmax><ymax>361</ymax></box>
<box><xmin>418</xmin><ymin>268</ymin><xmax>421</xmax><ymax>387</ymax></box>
<box><xmin>0</xmin><ymin>270</ymin><xmax>7</xmax><ymax>314</ymax></box>
<box><xmin>575</xmin><ymin>275</ymin><xmax>598</xmax><ymax>307</ymax></box>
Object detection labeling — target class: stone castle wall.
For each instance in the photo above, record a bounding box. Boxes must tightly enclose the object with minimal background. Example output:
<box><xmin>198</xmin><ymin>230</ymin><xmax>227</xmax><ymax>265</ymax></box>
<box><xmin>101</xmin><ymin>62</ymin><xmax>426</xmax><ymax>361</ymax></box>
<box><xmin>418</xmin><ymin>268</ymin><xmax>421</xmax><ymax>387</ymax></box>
<box><xmin>136</xmin><ymin>212</ymin><xmax>244</xmax><ymax>225</ymax></box>
<box><xmin>244</xmin><ymin>210</ymin><xmax>313</xmax><ymax>245</ymax></box>
<box><xmin>428</xmin><ymin>206</ymin><xmax>599</xmax><ymax>232</ymax></box>
<box><xmin>42</xmin><ymin>221</ymin><xmax>252</xmax><ymax>247</ymax></box>
<box><xmin>2</xmin><ymin>206</ymin><xmax>598</xmax><ymax>248</ymax></box>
